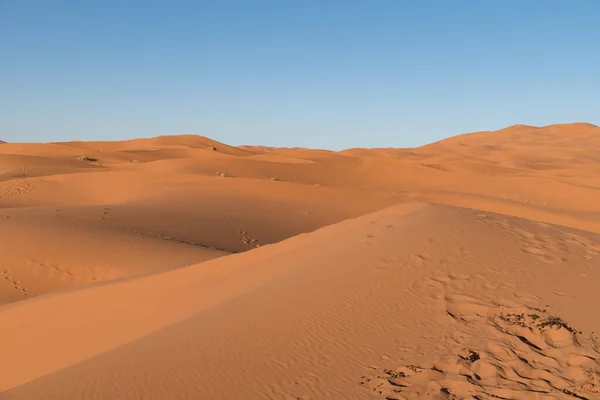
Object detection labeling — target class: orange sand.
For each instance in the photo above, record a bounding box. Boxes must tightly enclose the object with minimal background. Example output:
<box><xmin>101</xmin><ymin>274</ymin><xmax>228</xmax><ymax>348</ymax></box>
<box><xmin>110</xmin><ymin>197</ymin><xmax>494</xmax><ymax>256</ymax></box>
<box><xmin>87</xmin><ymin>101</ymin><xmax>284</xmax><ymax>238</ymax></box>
<box><xmin>1</xmin><ymin>123</ymin><xmax>599</xmax><ymax>399</ymax></box>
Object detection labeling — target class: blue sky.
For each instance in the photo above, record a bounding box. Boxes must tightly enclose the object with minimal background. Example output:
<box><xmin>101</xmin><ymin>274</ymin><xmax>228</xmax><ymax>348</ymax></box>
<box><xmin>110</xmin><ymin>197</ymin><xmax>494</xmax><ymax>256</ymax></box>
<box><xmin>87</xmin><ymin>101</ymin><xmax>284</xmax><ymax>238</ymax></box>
<box><xmin>2</xmin><ymin>1</ymin><xmax>599</xmax><ymax>149</ymax></box>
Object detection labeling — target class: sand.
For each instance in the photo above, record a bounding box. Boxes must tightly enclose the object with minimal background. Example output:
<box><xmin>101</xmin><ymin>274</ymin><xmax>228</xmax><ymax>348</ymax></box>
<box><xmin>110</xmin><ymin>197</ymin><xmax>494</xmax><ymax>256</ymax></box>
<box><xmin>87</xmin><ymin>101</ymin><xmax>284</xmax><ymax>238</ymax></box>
<box><xmin>0</xmin><ymin>123</ymin><xmax>599</xmax><ymax>399</ymax></box>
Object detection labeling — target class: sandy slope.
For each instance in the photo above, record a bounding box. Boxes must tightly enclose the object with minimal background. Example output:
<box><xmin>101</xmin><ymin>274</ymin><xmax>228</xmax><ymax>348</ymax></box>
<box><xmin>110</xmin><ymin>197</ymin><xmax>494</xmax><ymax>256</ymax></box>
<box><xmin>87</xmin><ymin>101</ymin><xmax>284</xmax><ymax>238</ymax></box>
<box><xmin>0</xmin><ymin>141</ymin><xmax>400</xmax><ymax>303</ymax></box>
<box><xmin>1</xmin><ymin>123</ymin><xmax>600</xmax><ymax>399</ymax></box>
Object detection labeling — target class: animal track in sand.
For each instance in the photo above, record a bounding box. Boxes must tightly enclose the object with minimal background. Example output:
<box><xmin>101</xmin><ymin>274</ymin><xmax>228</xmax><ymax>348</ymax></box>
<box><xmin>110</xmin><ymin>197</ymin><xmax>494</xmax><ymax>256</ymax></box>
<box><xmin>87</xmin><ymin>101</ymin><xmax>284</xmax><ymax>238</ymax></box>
<box><xmin>133</xmin><ymin>231</ymin><xmax>232</xmax><ymax>252</ymax></box>
<box><xmin>27</xmin><ymin>259</ymin><xmax>99</xmax><ymax>283</ymax></box>
<box><xmin>1</xmin><ymin>268</ymin><xmax>29</xmax><ymax>297</ymax></box>
<box><xmin>473</xmin><ymin>213</ymin><xmax>600</xmax><ymax>265</ymax></box>
<box><xmin>564</xmin><ymin>233</ymin><xmax>600</xmax><ymax>262</ymax></box>
<box><xmin>362</xmin><ymin>272</ymin><xmax>600</xmax><ymax>399</ymax></box>
<box><xmin>53</xmin><ymin>208</ymin><xmax>65</xmax><ymax>219</ymax></box>
<box><xmin>100</xmin><ymin>207</ymin><xmax>111</xmax><ymax>220</ymax></box>
<box><xmin>408</xmin><ymin>254</ymin><xmax>429</xmax><ymax>267</ymax></box>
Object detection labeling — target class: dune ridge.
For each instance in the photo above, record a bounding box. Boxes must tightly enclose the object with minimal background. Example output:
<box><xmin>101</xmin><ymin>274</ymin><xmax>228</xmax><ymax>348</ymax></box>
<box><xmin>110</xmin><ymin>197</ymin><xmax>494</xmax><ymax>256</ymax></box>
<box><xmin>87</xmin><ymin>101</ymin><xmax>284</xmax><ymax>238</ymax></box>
<box><xmin>1</xmin><ymin>123</ymin><xmax>600</xmax><ymax>398</ymax></box>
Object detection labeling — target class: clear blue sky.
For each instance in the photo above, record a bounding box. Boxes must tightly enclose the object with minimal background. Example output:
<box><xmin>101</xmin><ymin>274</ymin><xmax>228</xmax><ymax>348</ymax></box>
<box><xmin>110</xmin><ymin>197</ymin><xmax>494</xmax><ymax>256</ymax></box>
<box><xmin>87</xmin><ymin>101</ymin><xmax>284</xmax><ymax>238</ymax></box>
<box><xmin>2</xmin><ymin>1</ymin><xmax>599</xmax><ymax>149</ymax></box>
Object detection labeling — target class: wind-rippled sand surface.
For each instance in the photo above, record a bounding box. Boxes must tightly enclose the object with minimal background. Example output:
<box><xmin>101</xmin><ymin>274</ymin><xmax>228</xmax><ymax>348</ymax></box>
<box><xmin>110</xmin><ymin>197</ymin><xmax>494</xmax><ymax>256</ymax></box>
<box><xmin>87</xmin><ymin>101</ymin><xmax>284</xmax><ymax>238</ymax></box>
<box><xmin>1</xmin><ymin>123</ymin><xmax>599</xmax><ymax>399</ymax></box>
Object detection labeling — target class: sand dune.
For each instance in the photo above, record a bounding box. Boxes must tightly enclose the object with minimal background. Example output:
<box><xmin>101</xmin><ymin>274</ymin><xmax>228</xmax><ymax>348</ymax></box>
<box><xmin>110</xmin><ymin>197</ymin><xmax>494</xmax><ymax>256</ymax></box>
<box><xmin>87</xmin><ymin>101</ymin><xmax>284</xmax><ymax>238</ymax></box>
<box><xmin>56</xmin><ymin>134</ymin><xmax>255</xmax><ymax>157</ymax></box>
<box><xmin>1</xmin><ymin>123</ymin><xmax>600</xmax><ymax>398</ymax></box>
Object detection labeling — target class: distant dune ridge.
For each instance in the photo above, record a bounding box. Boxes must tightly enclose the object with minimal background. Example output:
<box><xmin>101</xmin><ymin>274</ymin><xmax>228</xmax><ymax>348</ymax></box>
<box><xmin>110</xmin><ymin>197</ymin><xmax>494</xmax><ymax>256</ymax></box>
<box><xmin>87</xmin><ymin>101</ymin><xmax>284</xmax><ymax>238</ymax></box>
<box><xmin>1</xmin><ymin>123</ymin><xmax>600</xmax><ymax>399</ymax></box>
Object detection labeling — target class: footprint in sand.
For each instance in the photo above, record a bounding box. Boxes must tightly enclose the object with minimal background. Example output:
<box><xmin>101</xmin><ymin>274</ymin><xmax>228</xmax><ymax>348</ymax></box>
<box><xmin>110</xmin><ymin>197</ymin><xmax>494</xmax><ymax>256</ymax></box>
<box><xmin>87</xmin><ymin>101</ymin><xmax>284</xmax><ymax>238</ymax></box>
<box><xmin>1</xmin><ymin>268</ymin><xmax>29</xmax><ymax>297</ymax></box>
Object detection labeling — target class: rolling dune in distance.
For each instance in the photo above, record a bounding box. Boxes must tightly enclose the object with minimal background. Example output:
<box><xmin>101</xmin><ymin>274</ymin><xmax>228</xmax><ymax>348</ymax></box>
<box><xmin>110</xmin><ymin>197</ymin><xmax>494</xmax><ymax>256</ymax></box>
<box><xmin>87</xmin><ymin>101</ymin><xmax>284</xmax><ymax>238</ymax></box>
<box><xmin>1</xmin><ymin>123</ymin><xmax>600</xmax><ymax>399</ymax></box>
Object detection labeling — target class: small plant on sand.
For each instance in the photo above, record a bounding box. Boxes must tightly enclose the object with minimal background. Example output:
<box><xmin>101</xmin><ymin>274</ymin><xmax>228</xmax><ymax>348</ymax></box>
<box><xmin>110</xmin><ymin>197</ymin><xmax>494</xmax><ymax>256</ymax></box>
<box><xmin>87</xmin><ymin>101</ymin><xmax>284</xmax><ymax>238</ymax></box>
<box><xmin>465</xmin><ymin>350</ymin><xmax>480</xmax><ymax>363</ymax></box>
<box><xmin>538</xmin><ymin>315</ymin><xmax>580</xmax><ymax>334</ymax></box>
<box><xmin>499</xmin><ymin>313</ymin><xmax>528</xmax><ymax>328</ymax></box>
<box><xmin>526</xmin><ymin>305</ymin><xmax>547</xmax><ymax>313</ymax></box>
<box><xmin>19</xmin><ymin>166</ymin><xmax>34</xmax><ymax>179</ymax></box>
<box><xmin>78</xmin><ymin>155</ymin><xmax>98</xmax><ymax>162</ymax></box>
<box><xmin>500</xmin><ymin>311</ymin><xmax>582</xmax><ymax>334</ymax></box>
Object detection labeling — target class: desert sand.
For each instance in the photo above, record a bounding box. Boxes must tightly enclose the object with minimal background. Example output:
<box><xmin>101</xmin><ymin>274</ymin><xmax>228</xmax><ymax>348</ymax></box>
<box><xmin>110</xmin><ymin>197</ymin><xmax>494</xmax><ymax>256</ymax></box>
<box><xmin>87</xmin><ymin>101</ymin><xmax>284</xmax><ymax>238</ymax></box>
<box><xmin>1</xmin><ymin>123</ymin><xmax>599</xmax><ymax>399</ymax></box>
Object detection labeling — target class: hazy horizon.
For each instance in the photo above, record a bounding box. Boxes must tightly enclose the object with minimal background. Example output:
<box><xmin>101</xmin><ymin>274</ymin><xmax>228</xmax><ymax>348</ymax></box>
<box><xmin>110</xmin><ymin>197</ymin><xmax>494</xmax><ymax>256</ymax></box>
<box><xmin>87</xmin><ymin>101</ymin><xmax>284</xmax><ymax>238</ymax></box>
<box><xmin>3</xmin><ymin>1</ymin><xmax>599</xmax><ymax>150</ymax></box>
<box><xmin>2</xmin><ymin>121</ymin><xmax>600</xmax><ymax>151</ymax></box>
